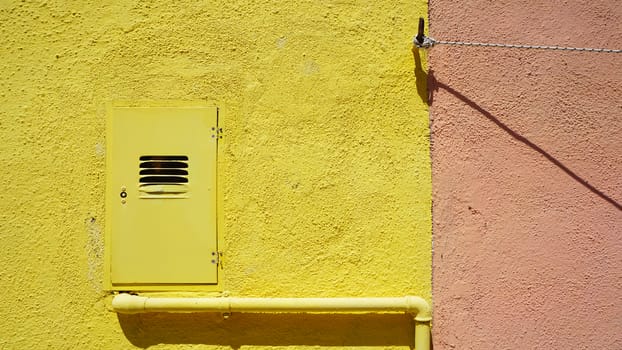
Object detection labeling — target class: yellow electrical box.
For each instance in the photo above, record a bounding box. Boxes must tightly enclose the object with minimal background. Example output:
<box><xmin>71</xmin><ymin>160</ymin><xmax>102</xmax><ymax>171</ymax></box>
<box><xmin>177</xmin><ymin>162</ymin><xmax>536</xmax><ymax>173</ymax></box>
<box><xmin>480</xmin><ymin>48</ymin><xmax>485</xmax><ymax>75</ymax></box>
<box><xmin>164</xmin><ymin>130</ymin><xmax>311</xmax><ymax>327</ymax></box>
<box><xmin>105</xmin><ymin>101</ymin><xmax>220</xmax><ymax>291</ymax></box>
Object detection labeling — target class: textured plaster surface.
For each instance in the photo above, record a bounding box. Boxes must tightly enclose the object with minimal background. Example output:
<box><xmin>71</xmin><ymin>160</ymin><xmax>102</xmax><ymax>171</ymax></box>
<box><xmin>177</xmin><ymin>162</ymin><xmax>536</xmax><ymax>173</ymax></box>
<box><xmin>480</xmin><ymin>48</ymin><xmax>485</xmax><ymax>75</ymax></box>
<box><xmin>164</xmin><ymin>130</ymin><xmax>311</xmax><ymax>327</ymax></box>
<box><xmin>428</xmin><ymin>1</ymin><xmax>622</xmax><ymax>349</ymax></box>
<box><xmin>0</xmin><ymin>1</ymin><xmax>430</xmax><ymax>349</ymax></box>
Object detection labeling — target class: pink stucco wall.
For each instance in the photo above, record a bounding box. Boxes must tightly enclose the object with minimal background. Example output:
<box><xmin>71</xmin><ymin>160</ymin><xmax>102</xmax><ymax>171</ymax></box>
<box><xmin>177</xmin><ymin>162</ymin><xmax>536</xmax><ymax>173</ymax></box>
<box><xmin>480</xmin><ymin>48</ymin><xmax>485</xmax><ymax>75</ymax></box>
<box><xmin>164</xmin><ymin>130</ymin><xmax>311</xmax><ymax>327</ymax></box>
<box><xmin>428</xmin><ymin>1</ymin><xmax>622</xmax><ymax>349</ymax></box>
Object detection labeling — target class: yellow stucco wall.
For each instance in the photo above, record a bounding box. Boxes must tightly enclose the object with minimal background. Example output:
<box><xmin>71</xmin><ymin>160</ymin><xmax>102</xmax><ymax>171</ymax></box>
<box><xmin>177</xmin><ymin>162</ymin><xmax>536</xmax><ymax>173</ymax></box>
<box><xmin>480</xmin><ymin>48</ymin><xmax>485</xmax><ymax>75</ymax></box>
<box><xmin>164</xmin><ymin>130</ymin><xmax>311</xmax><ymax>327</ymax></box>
<box><xmin>0</xmin><ymin>1</ymin><xmax>430</xmax><ymax>348</ymax></box>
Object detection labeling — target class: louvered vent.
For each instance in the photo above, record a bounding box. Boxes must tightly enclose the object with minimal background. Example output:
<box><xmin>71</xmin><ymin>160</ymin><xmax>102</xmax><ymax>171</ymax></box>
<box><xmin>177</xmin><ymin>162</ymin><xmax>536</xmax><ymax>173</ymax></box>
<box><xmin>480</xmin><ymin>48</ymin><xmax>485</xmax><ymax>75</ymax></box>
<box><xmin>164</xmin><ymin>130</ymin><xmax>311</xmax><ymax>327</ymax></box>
<box><xmin>139</xmin><ymin>155</ymin><xmax>189</xmax><ymax>198</ymax></box>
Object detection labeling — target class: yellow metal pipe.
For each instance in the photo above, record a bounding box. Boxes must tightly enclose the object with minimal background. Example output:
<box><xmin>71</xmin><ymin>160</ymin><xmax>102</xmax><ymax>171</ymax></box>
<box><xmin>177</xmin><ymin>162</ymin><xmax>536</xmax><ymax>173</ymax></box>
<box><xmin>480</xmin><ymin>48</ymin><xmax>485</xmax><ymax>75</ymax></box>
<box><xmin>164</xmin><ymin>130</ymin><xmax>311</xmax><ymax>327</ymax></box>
<box><xmin>112</xmin><ymin>293</ymin><xmax>431</xmax><ymax>350</ymax></box>
<box><xmin>415</xmin><ymin>319</ymin><xmax>431</xmax><ymax>350</ymax></box>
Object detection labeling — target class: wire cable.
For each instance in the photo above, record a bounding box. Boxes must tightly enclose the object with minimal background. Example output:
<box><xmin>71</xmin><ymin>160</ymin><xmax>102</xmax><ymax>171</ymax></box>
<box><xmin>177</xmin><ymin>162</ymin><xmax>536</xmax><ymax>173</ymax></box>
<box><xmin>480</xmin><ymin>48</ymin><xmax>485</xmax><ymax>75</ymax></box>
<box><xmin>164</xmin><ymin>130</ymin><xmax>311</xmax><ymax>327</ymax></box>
<box><xmin>428</xmin><ymin>39</ymin><xmax>622</xmax><ymax>53</ymax></box>
<box><xmin>413</xmin><ymin>18</ymin><xmax>622</xmax><ymax>53</ymax></box>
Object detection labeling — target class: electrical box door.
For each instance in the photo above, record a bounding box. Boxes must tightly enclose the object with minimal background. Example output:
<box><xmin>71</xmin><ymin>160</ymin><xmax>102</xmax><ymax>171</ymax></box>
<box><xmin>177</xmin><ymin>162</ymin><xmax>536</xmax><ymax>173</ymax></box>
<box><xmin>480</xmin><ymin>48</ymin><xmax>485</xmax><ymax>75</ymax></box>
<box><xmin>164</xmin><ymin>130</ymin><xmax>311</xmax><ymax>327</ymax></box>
<box><xmin>106</xmin><ymin>102</ymin><xmax>218</xmax><ymax>290</ymax></box>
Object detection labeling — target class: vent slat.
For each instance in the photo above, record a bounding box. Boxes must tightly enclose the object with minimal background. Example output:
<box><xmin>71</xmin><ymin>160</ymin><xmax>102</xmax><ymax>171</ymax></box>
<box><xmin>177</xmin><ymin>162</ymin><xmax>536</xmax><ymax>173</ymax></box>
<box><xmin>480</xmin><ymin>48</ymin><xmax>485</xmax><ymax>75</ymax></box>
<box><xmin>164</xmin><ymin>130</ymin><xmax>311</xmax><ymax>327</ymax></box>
<box><xmin>140</xmin><ymin>155</ymin><xmax>188</xmax><ymax>161</ymax></box>
<box><xmin>140</xmin><ymin>176</ymin><xmax>189</xmax><ymax>183</ymax></box>
<box><xmin>140</xmin><ymin>161</ymin><xmax>188</xmax><ymax>169</ymax></box>
<box><xmin>140</xmin><ymin>169</ymin><xmax>188</xmax><ymax>175</ymax></box>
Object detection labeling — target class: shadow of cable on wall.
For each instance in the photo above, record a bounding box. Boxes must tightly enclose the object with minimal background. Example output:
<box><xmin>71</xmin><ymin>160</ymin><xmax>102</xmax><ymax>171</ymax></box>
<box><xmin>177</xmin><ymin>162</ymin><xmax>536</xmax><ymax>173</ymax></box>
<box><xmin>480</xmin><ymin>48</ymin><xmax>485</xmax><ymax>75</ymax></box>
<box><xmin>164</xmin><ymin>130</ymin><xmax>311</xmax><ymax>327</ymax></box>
<box><xmin>118</xmin><ymin>312</ymin><xmax>417</xmax><ymax>348</ymax></box>
<box><xmin>412</xmin><ymin>48</ymin><xmax>621</xmax><ymax>211</ymax></box>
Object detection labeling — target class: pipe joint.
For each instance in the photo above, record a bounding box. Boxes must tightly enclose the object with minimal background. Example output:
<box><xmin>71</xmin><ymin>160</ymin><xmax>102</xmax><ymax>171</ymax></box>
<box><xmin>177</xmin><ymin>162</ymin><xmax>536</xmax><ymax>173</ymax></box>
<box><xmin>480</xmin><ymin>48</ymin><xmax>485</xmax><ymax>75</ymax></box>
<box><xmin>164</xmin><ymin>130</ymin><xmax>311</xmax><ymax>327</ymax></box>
<box><xmin>405</xmin><ymin>295</ymin><xmax>432</xmax><ymax>322</ymax></box>
<box><xmin>111</xmin><ymin>293</ymin><xmax>147</xmax><ymax>314</ymax></box>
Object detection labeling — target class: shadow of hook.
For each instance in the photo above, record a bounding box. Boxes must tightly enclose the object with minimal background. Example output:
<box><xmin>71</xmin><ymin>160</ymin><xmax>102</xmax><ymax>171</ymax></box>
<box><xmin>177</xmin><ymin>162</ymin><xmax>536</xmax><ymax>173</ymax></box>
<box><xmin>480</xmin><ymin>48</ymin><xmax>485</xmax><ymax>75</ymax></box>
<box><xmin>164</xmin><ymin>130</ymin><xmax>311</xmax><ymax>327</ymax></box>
<box><xmin>412</xmin><ymin>47</ymin><xmax>430</xmax><ymax>104</ymax></box>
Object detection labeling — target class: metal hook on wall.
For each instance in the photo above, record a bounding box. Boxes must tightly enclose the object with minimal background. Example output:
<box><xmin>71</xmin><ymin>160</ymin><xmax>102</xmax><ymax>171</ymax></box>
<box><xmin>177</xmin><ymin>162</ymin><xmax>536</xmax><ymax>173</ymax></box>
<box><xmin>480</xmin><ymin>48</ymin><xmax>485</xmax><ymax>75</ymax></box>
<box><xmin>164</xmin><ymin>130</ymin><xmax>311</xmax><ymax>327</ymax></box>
<box><xmin>413</xmin><ymin>18</ymin><xmax>436</xmax><ymax>49</ymax></box>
